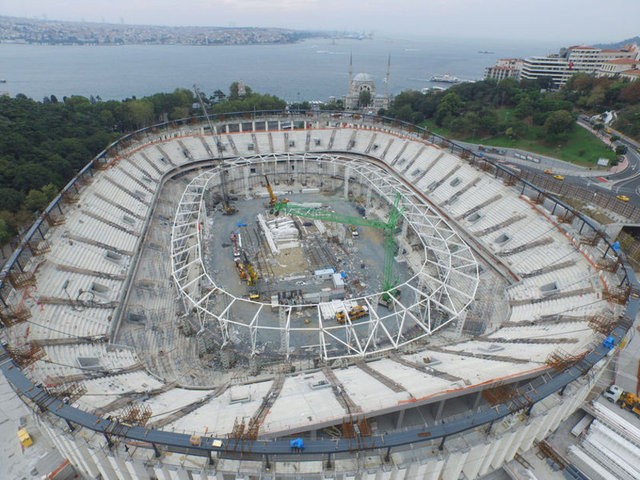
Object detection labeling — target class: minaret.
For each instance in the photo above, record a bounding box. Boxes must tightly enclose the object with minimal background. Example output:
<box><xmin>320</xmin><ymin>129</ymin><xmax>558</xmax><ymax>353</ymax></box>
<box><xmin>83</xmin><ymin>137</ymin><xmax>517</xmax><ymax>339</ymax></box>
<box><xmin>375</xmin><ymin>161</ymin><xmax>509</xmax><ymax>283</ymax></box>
<box><xmin>349</xmin><ymin>52</ymin><xmax>353</xmax><ymax>87</ymax></box>
<box><xmin>384</xmin><ymin>54</ymin><xmax>391</xmax><ymax>100</ymax></box>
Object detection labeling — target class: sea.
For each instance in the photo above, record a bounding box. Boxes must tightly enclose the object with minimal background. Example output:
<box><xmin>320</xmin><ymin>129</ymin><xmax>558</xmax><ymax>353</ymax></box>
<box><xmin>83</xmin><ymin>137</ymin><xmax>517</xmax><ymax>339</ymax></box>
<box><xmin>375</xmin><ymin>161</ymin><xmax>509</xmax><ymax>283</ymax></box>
<box><xmin>0</xmin><ymin>35</ymin><xmax>558</xmax><ymax>102</ymax></box>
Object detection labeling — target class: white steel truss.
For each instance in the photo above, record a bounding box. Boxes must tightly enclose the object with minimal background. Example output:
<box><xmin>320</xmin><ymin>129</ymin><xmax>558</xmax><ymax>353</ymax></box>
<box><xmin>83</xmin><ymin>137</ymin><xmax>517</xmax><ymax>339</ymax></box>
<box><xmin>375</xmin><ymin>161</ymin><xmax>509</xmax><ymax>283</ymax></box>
<box><xmin>171</xmin><ymin>152</ymin><xmax>479</xmax><ymax>360</ymax></box>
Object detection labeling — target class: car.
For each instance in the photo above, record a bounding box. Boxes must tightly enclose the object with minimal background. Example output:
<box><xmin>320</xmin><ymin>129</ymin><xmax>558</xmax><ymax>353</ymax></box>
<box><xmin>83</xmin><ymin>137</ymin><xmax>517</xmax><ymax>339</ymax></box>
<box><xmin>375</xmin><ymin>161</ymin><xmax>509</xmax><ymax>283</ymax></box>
<box><xmin>553</xmin><ymin>174</ymin><xmax>564</xmax><ymax>180</ymax></box>
<box><xmin>616</xmin><ymin>195</ymin><xmax>630</xmax><ymax>202</ymax></box>
<box><xmin>544</xmin><ymin>169</ymin><xmax>553</xmax><ymax>175</ymax></box>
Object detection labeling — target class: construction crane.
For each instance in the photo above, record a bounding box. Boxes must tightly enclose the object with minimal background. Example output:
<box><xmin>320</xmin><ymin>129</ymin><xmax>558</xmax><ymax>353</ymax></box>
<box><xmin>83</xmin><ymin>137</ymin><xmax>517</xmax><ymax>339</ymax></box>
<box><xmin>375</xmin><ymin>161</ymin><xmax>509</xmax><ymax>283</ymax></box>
<box><xmin>264</xmin><ymin>174</ymin><xmax>288</xmax><ymax>208</ymax></box>
<box><xmin>273</xmin><ymin>193</ymin><xmax>403</xmax><ymax>305</ymax></box>
<box><xmin>193</xmin><ymin>84</ymin><xmax>236</xmax><ymax>215</ymax></box>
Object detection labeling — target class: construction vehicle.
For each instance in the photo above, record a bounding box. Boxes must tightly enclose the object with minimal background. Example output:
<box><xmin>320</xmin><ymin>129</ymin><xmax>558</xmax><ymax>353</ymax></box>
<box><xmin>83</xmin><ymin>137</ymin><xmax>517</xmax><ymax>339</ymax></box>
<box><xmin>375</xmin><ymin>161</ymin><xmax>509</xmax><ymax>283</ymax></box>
<box><xmin>336</xmin><ymin>305</ymin><xmax>369</xmax><ymax>324</ymax></box>
<box><xmin>619</xmin><ymin>391</ymin><xmax>640</xmax><ymax>417</ymax></box>
<box><xmin>265</xmin><ymin>174</ymin><xmax>288</xmax><ymax>208</ymax></box>
<box><xmin>235</xmin><ymin>258</ymin><xmax>248</xmax><ymax>281</ymax></box>
<box><xmin>243</xmin><ymin>251</ymin><xmax>259</xmax><ymax>286</ymax></box>
<box><xmin>603</xmin><ymin>384</ymin><xmax>640</xmax><ymax>417</ymax></box>
<box><xmin>248</xmin><ymin>290</ymin><xmax>260</xmax><ymax>301</ymax></box>
<box><xmin>17</xmin><ymin>427</ymin><xmax>33</xmax><ymax>448</ymax></box>
<box><xmin>194</xmin><ymin>84</ymin><xmax>236</xmax><ymax>215</ymax></box>
<box><xmin>231</xmin><ymin>232</ymin><xmax>242</xmax><ymax>259</ymax></box>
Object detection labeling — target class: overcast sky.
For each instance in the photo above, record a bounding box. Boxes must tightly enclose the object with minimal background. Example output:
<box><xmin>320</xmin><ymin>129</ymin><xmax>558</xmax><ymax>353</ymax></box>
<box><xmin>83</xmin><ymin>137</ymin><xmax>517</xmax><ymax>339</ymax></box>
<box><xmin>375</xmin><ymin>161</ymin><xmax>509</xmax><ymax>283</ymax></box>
<box><xmin>2</xmin><ymin>0</ymin><xmax>638</xmax><ymax>44</ymax></box>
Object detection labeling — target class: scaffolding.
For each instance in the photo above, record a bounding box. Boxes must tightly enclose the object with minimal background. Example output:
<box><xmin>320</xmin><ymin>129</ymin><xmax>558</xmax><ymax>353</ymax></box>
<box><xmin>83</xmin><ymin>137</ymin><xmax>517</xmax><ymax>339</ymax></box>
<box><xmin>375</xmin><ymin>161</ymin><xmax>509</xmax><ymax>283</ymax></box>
<box><xmin>7</xmin><ymin>341</ymin><xmax>46</xmax><ymax>368</ymax></box>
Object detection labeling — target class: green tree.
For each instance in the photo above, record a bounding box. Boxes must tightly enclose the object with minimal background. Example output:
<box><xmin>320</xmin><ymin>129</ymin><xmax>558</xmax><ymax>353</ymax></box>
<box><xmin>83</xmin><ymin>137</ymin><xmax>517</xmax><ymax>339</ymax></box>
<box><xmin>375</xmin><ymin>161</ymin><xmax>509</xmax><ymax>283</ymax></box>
<box><xmin>24</xmin><ymin>189</ymin><xmax>49</xmax><ymax>212</ymax></box>
<box><xmin>434</xmin><ymin>92</ymin><xmax>463</xmax><ymax>127</ymax></box>
<box><xmin>357</xmin><ymin>90</ymin><xmax>372</xmax><ymax>109</ymax></box>
<box><xmin>615</xmin><ymin>144</ymin><xmax>628</xmax><ymax>155</ymax></box>
<box><xmin>126</xmin><ymin>99</ymin><xmax>155</xmax><ymax>128</ymax></box>
<box><xmin>543</xmin><ymin>110</ymin><xmax>575</xmax><ymax>137</ymax></box>
<box><xmin>0</xmin><ymin>217</ymin><xmax>13</xmax><ymax>245</ymax></box>
<box><xmin>0</xmin><ymin>188</ymin><xmax>24</xmax><ymax>212</ymax></box>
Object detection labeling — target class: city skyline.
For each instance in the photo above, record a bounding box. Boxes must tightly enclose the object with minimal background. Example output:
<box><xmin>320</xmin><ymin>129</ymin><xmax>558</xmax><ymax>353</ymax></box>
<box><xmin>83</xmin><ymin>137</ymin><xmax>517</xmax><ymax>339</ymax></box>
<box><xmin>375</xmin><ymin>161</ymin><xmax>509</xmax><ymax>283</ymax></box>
<box><xmin>1</xmin><ymin>0</ymin><xmax>638</xmax><ymax>43</ymax></box>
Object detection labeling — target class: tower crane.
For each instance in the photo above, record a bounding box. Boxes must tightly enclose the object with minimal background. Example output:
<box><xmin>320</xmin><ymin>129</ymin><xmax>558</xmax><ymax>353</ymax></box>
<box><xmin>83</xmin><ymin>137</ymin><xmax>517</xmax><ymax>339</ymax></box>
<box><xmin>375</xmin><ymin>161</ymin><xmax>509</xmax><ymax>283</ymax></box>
<box><xmin>273</xmin><ymin>193</ymin><xmax>403</xmax><ymax>306</ymax></box>
<box><xmin>193</xmin><ymin>85</ymin><xmax>236</xmax><ymax>215</ymax></box>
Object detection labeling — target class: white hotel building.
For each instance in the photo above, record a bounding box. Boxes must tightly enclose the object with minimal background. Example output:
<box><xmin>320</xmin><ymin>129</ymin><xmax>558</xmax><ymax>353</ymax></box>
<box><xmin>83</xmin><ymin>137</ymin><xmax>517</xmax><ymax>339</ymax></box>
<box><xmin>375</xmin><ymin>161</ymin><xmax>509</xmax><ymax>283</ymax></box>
<box><xmin>486</xmin><ymin>44</ymin><xmax>640</xmax><ymax>88</ymax></box>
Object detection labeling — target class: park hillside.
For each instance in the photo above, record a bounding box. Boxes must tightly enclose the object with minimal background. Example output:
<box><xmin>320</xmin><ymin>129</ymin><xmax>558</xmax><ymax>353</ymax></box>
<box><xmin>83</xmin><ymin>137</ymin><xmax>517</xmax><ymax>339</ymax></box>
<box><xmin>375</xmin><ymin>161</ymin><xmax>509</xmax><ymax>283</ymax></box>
<box><xmin>1</xmin><ymin>75</ymin><xmax>640</xmax><ymax>245</ymax></box>
<box><xmin>385</xmin><ymin>74</ymin><xmax>640</xmax><ymax>164</ymax></box>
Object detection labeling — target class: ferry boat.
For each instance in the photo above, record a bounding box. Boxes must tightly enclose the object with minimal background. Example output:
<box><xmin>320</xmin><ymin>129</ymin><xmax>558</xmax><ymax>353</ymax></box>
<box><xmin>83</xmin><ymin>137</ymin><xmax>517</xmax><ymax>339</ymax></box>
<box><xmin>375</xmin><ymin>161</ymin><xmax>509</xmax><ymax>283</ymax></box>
<box><xmin>430</xmin><ymin>74</ymin><xmax>461</xmax><ymax>84</ymax></box>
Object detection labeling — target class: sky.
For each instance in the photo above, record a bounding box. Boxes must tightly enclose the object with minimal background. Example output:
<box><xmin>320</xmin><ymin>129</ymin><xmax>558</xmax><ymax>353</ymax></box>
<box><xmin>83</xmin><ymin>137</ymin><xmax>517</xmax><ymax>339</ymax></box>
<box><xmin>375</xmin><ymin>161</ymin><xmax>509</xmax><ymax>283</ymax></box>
<box><xmin>2</xmin><ymin>0</ymin><xmax>639</xmax><ymax>44</ymax></box>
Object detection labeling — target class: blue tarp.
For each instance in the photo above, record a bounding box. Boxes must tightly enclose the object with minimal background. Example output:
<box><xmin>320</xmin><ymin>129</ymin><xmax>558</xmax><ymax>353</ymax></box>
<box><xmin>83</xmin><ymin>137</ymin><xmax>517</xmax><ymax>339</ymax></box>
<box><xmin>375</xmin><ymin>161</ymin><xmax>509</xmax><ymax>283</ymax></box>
<box><xmin>603</xmin><ymin>336</ymin><xmax>616</xmax><ymax>350</ymax></box>
<box><xmin>290</xmin><ymin>438</ymin><xmax>304</xmax><ymax>449</ymax></box>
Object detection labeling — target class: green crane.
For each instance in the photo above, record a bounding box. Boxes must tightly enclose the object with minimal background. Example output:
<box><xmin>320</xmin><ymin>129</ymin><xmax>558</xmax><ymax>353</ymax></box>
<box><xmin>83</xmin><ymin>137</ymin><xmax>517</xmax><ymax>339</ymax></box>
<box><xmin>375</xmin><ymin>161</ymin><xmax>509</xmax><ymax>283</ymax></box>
<box><xmin>273</xmin><ymin>193</ymin><xmax>403</xmax><ymax>305</ymax></box>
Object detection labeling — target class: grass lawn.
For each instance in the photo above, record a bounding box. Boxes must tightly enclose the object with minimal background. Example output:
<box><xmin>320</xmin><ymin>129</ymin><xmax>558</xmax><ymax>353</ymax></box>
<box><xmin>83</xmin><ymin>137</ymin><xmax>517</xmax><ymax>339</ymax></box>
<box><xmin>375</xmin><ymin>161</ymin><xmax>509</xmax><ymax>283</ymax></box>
<box><xmin>421</xmin><ymin>119</ymin><xmax>617</xmax><ymax>167</ymax></box>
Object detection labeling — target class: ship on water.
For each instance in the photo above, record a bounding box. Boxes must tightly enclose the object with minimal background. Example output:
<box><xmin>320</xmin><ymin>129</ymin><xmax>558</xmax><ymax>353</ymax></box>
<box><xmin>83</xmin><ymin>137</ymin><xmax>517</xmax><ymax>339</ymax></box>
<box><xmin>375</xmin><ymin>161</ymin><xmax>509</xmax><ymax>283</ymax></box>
<box><xmin>430</xmin><ymin>73</ymin><xmax>461</xmax><ymax>83</ymax></box>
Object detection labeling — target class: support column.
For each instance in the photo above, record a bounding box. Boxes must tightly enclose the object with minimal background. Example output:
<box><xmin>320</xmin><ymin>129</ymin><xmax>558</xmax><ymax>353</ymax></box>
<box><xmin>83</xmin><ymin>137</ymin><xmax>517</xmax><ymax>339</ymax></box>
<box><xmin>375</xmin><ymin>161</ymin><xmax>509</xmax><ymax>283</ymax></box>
<box><xmin>461</xmin><ymin>443</ymin><xmax>491</xmax><ymax>480</ymax></box>
<box><xmin>441</xmin><ymin>449</ymin><xmax>469</xmax><ymax>480</ymax></box>
<box><xmin>435</xmin><ymin>399</ymin><xmax>446</xmax><ymax>421</ymax></box>
<box><xmin>491</xmin><ymin>431</ymin><xmax>516</xmax><ymax>469</ymax></box>
<box><xmin>472</xmin><ymin>391</ymin><xmax>483</xmax><ymax>411</ymax></box>
<box><xmin>243</xmin><ymin>166</ymin><xmax>250</xmax><ymax>199</ymax></box>
<box><xmin>344</xmin><ymin>166</ymin><xmax>350</xmax><ymax>199</ymax></box>
<box><xmin>396</xmin><ymin>409</ymin><xmax>406</xmax><ymax>429</ymax></box>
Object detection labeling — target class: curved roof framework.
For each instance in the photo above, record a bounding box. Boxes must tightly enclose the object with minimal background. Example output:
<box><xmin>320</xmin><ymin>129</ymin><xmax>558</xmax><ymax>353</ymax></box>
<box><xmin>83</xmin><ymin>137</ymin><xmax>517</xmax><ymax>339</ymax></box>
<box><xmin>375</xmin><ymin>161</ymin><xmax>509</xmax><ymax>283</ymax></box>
<box><xmin>170</xmin><ymin>153</ymin><xmax>479</xmax><ymax>360</ymax></box>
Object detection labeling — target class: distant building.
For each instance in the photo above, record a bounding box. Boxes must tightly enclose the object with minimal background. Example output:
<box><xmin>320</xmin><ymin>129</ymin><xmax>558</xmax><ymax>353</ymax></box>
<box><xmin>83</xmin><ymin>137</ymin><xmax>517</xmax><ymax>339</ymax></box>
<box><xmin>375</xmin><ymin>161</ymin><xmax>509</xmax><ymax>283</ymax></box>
<box><xmin>485</xmin><ymin>58</ymin><xmax>523</xmax><ymax>81</ymax></box>
<box><xmin>343</xmin><ymin>54</ymin><xmax>391</xmax><ymax>111</ymax></box>
<box><xmin>597</xmin><ymin>58</ymin><xmax>640</xmax><ymax>80</ymax></box>
<box><xmin>485</xmin><ymin>44</ymin><xmax>640</xmax><ymax>88</ymax></box>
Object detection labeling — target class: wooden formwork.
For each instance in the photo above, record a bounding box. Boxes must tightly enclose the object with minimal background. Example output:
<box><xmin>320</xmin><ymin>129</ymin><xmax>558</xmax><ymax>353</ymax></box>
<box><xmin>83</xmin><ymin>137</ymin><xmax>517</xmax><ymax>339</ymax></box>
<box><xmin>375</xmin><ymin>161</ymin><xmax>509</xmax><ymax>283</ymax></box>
<box><xmin>8</xmin><ymin>271</ymin><xmax>36</xmax><ymax>289</ymax></box>
<box><xmin>0</xmin><ymin>304</ymin><xmax>31</xmax><ymax>327</ymax></box>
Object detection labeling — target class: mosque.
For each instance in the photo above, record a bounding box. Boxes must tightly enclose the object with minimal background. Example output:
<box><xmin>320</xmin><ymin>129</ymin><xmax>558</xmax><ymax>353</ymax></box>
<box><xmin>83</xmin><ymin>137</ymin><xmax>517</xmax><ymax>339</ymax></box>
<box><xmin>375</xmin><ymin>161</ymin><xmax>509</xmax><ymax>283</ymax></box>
<box><xmin>343</xmin><ymin>54</ymin><xmax>391</xmax><ymax>111</ymax></box>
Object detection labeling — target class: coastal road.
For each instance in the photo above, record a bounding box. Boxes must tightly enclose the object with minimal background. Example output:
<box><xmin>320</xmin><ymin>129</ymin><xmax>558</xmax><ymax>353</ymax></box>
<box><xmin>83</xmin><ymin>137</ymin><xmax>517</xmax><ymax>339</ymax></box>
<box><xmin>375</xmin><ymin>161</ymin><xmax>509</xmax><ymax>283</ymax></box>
<box><xmin>457</xmin><ymin>122</ymin><xmax>640</xmax><ymax>207</ymax></box>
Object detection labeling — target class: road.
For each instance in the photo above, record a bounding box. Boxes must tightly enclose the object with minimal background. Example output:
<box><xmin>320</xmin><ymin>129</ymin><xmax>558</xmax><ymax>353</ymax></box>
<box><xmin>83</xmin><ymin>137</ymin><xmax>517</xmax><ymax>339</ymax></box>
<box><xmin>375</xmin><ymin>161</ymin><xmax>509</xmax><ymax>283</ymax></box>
<box><xmin>457</xmin><ymin>119</ymin><xmax>640</xmax><ymax>208</ymax></box>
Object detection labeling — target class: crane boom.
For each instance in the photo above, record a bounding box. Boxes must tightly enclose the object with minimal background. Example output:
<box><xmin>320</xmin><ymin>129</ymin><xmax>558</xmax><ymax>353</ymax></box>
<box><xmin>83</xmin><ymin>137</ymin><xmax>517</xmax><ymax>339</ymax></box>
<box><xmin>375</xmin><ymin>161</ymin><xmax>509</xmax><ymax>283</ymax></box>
<box><xmin>193</xmin><ymin>85</ymin><xmax>236</xmax><ymax>215</ymax></box>
<box><xmin>273</xmin><ymin>194</ymin><xmax>403</xmax><ymax>297</ymax></box>
<box><xmin>273</xmin><ymin>203</ymin><xmax>388</xmax><ymax>230</ymax></box>
<box><xmin>265</xmin><ymin>175</ymin><xmax>277</xmax><ymax>208</ymax></box>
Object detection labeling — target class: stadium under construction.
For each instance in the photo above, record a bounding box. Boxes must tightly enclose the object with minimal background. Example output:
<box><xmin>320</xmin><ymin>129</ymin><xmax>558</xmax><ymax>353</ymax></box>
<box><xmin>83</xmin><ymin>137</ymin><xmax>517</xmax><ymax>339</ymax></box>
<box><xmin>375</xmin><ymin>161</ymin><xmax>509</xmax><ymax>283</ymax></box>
<box><xmin>0</xmin><ymin>111</ymin><xmax>637</xmax><ymax>479</ymax></box>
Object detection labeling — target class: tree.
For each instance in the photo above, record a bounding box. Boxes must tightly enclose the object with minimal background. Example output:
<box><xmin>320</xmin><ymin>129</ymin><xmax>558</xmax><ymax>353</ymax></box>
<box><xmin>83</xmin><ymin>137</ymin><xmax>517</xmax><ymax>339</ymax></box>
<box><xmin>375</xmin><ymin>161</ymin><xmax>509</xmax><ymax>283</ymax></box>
<box><xmin>212</xmin><ymin>89</ymin><xmax>226</xmax><ymax>103</ymax></box>
<box><xmin>0</xmin><ymin>188</ymin><xmax>25</xmax><ymax>213</ymax></box>
<box><xmin>543</xmin><ymin>110</ymin><xmax>575</xmax><ymax>137</ymax></box>
<box><xmin>357</xmin><ymin>90</ymin><xmax>372</xmax><ymax>109</ymax></box>
<box><xmin>0</xmin><ymin>217</ymin><xmax>13</xmax><ymax>245</ymax></box>
<box><xmin>619</xmin><ymin>82</ymin><xmax>640</xmax><ymax>104</ymax></box>
<box><xmin>24</xmin><ymin>189</ymin><xmax>49</xmax><ymax>212</ymax></box>
<box><xmin>229</xmin><ymin>82</ymin><xmax>252</xmax><ymax>100</ymax></box>
<box><xmin>434</xmin><ymin>92</ymin><xmax>463</xmax><ymax>127</ymax></box>
<box><xmin>615</xmin><ymin>144</ymin><xmax>628</xmax><ymax>155</ymax></box>
<box><xmin>126</xmin><ymin>99</ymin><xmax>155</xmax><ymax>128</ymax></box>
